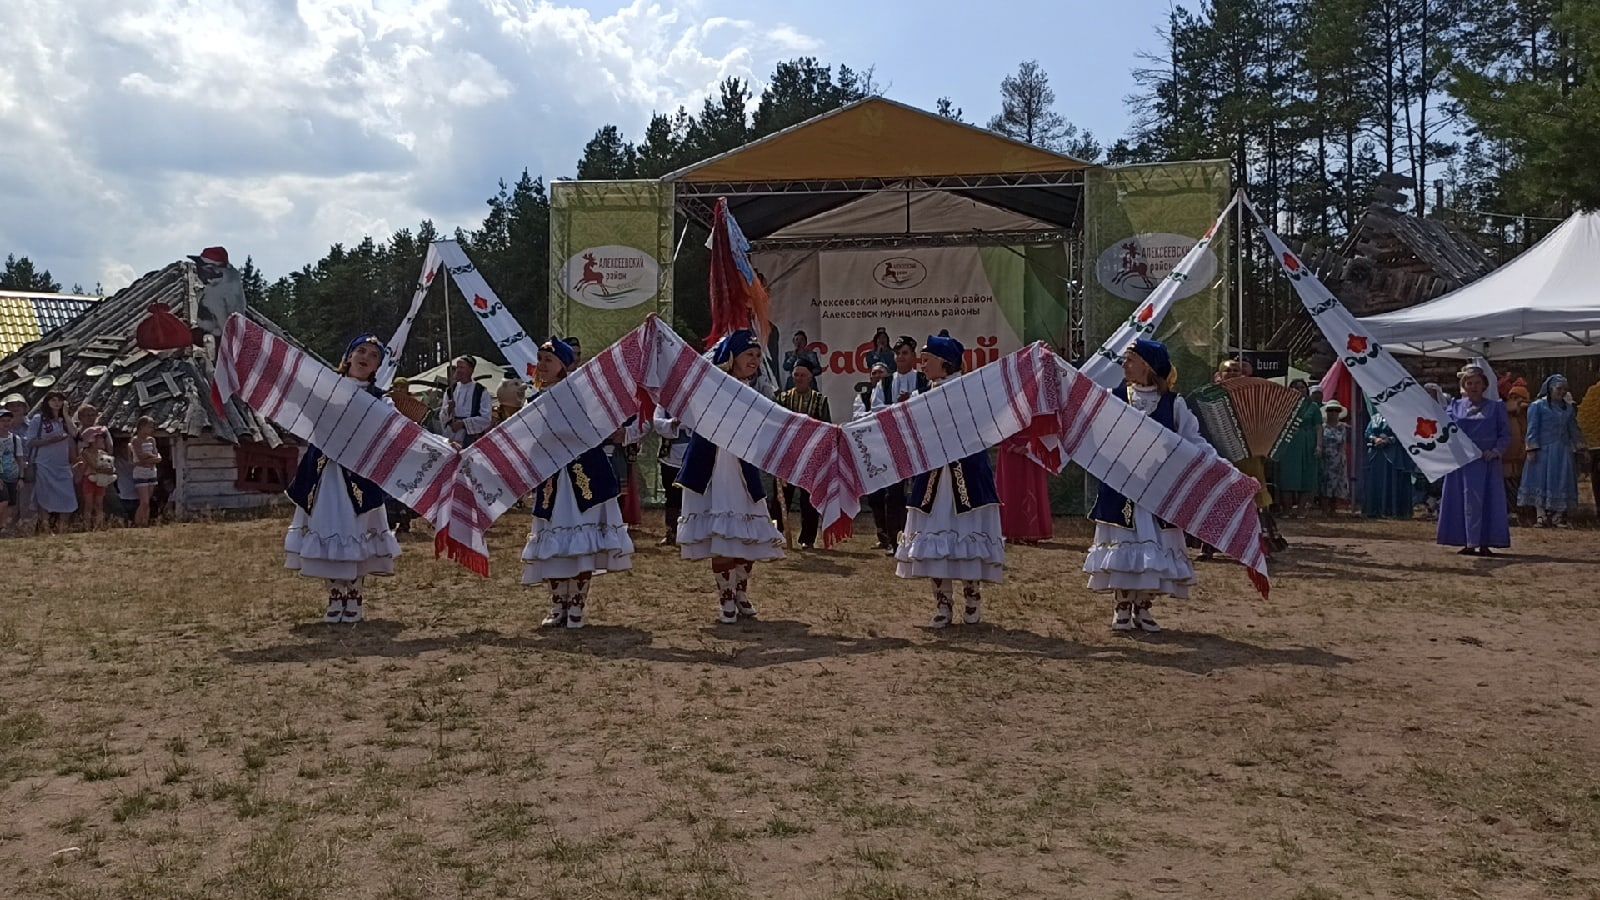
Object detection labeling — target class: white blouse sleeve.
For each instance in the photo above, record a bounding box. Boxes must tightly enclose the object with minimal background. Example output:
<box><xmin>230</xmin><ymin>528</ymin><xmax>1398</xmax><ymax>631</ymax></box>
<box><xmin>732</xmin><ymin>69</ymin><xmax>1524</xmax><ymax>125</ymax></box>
<box><xmin>1172</xmin><ymin>396</ymin><xmax>1221</xmax><ymax>461</ymax></box>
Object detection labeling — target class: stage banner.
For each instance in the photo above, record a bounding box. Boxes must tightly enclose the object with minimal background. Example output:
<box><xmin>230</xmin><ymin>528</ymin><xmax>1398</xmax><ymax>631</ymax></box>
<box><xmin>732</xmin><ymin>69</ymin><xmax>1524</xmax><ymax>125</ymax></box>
<box><xmin>548</xmin><ymin>180</ymin><xmax>674</xmax><ymax>356</ymax></box>
<box><xmin>1085</xmin><ymin>161</ymin><xmax>1230</xmax><ymax>392</ymax></box>
<box><xmin>762</xmin><ymin>245</ymin><xmax>1060</xmax><ymax>421</ymax></box>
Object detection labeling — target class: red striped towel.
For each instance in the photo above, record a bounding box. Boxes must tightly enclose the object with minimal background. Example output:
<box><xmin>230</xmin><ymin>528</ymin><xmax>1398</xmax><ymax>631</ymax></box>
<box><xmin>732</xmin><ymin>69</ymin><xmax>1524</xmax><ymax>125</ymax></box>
<box><xmin>214</xmin><ymin>314</ymin><xmax>1268</xmax><ymax>595</ymax></box>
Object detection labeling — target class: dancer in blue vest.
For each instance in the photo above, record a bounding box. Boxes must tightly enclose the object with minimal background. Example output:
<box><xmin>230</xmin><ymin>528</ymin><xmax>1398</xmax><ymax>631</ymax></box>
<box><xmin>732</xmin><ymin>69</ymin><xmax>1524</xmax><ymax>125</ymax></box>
<box><xmin>894</xmin><ymin>333</ymin><xmax>1004</xmax><ymax>628</ymax></box>
<box><xmin>676</xmin><ymin>330</ymin><xmax>785</xmax><ymax>624</ymax></box>
<box><xmin>521</xmin><ymin>338</ymin><xmax>635</xmax><ymax>628</ymax></box>
<box><xmin>1085</xmin><ymin>339</ymin><xmax>1210</xmax><ymax>633</ymax></box>
<box><xmin>284</xmin><ymin>334</ymin><xmax>401</xmax><ymax>624</ymax></box>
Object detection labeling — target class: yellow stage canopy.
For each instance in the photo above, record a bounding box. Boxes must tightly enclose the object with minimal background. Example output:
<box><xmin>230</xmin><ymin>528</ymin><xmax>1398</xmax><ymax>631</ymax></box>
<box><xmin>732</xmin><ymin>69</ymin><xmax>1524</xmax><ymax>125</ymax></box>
<box><xmin>666</xmin><ymin>98</ymin><xmax>1091</xmax><ymax>184</ymax></box>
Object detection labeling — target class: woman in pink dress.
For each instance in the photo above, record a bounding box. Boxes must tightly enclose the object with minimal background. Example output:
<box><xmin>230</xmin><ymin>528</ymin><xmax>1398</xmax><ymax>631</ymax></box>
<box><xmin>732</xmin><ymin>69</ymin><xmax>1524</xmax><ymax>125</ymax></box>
<box><xmin>996</xmin><ymin>435</ymin><xmax>1053</xmax><ymax>543</ymax></box>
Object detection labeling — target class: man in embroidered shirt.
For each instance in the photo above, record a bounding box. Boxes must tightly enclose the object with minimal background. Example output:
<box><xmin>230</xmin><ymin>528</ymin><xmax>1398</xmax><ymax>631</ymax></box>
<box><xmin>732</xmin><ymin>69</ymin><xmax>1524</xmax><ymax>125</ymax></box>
<box><xmin>445</xmin><ymin>356</ymin><xmax>493</xmax><ymax>447</ymax></box>
<box><xmin>775</xmin><ymin>360</ymin><xmax>831</xmax><ymax>548</ymax></box>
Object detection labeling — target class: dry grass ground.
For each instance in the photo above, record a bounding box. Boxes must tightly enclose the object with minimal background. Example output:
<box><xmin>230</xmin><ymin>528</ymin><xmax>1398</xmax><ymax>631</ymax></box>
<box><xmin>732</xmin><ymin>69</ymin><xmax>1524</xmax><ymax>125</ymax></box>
<box><xmin>1</xmin><ymin>513</ymin><xmax>1598</xmax><ymax>899</ymax></box>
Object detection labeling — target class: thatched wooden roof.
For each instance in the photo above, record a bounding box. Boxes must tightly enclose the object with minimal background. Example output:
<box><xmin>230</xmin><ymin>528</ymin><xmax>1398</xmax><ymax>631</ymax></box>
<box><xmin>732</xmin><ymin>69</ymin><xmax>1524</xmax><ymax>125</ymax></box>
<box><xmin>1267</xmin><ymin>198</ymin><xmax>1497</xmax><ymax>366</ymax></box>
<box><xmin>0</xmin><ymin>261</ymin><xmax>322</xmax><ymax>444</ymax></box>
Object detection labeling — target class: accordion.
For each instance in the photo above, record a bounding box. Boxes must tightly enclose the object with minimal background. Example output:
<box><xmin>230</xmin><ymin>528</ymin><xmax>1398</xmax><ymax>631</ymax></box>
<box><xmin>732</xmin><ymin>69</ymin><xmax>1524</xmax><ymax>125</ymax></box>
<box><xmin>1186</xmin><ymin>377</ymin><xmax>1308</xmax><ymax>462</ymax></box>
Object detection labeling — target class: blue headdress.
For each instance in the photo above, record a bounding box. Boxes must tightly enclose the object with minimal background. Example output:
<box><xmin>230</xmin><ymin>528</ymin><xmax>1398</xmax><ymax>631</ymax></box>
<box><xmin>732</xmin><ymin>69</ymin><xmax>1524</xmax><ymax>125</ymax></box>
<box><xmin>922</xmin><ymin>333</ymin><xmax>964</xmax><ymax>373</ymax></box>
<box><xmin>343</xmin><ymin>333</ymin><xmax>387</xmax><ymax>362</ymax></box>
<box><xmin>1540</xmin><ymin>373</ymin><xmax>1569</xmax><ymax>403</ymax></box>
<box><xmin>1129</xmin><ymin>338</ymin><xmax>1172</xmax><ymax>380</ymax></box>
<box><xmin>713</xmin><ymin>329</ymin><xmax>759</xmax><ymax>365</ymax></box>
<box><xmin>541</xmin><ymin>336</ymin><xmax>576</xmax><ymax>370</ymax></box>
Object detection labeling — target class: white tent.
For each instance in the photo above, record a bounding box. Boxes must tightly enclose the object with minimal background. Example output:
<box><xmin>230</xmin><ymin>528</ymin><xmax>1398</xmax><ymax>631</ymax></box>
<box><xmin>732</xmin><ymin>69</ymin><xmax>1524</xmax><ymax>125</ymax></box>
<box><xmin>404</xmin><ymin>356</ymin><xmax>509</xmax><ymax>392</ymax></box>
<box><xmin>1359</xmin><ymin>211</ymin><xmax>1600</xmax><ymax>359</ymax></box>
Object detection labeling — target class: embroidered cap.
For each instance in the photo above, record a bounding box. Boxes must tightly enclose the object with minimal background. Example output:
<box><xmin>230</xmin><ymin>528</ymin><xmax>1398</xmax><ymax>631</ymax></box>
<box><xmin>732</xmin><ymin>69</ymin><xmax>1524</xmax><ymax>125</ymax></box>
<box><xmin>712</xmin><ymin>329</ymin><xmax>759</xmax><ymax>365</ymax></box>
<box><xmin>922</xmin><ymin>333</ymin><xmax>964</xmax><ymax>372</ymax></box>
<box><xmin>1128</xmin><ymin>338</ymin><xmax>1172</xmax><ymax>380</ymax></box>
<box><xmin>541</xmin><ymin>336</ymin><xmax>576</xmax><ymax>369</ymax></box>
<box><xmin>343</xmin><ymin>333</ymin><xmax>387</xmax><ymax>361</ymax></box>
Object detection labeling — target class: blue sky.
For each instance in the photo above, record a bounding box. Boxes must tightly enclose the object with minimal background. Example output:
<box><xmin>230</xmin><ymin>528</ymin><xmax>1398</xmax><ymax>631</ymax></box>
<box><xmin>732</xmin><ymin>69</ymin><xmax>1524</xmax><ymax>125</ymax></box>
<box><xmin>684</xmin><ymin>0</ymin><xmax>1174</xmax><ymax>143</ymax></box>
<box><xmin>0</xmin><ymin>0</ymin><xmax>1180</xmax><ymax>291</ymax></box>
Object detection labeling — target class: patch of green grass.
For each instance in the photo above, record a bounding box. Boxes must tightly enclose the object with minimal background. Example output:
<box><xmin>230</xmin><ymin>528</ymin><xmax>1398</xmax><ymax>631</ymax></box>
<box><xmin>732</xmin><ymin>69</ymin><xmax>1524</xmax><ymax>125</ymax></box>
<box><xmin>851</xmin><ymin>844</ymin><xmax>901</xmax><ymax>871</ymax></box>
<box><xmin>763</xmin><ymin>817</ymin><xmax>814</xmax><ymax>838</ymax></box>
<box><xmin>469</xmin><ymin>798</ymin><xmax>545</xmax><ymax>843</ymax></box>
<box><xmin>111</xmin><ymin>785</ymin><xmax>177</xmax><ymax>823</ymax></box>
<box><xmin>844</xmin><ymin>801</ymin><xmax>927</xmax><ymax>830</ymax></box>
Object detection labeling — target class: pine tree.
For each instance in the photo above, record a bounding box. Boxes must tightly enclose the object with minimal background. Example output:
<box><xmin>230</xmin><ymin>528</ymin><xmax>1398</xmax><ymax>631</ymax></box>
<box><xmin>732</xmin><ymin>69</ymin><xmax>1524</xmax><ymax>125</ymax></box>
<box><xmin>1452</xmin><ymin>0</ymin><xmax>1600</xmax><ymax>212</ymax></box>
<box><xmin>692</xmin><ymin>77</ymin><xmax>752</xmax><ymax>159</ymax></box>
<box><xmin>575</xmin><ymin>125</ymin><xmax>638</xmax><ymax>180</ymax></box>
<box><xmin>0</xmin><ymin>254</ymin><xmax>60</xmax><ymax>292</ymax></box>
<box><xmin>752</xmin><ymin>58</ymin><xmax>870</xmax><ymax>137</ymax></box>
<box><xmin>988</xmin><ymin>60</ymin><xmax>1100</xmax><ymax>160</ymax></box>
<box><xmin>934</xmin><ymin>96</ymin><xmax>964</xmax><ymax>122</ymax></box>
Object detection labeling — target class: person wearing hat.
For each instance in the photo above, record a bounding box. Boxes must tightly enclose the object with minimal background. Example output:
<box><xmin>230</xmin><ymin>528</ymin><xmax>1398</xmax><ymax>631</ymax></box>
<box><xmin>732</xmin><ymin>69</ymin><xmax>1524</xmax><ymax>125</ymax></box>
<box><xmin>852</xmin><ymin>362</ymin><xmax>896</xmax><ymax>547</ymax></box>
<box><xmin>0</xmin><ymin>407</ymin><xmax>20</xmax><ymax>533</ymax></box>
<box><xmin>895</xmin><ymin>333</ymin><xmax>1003</xmax><ymax>628</ymax></box>
<box><xmin>284</xmin><ymin>335</ymin><xmax>402</xmax><ymax>624</ymax></box>
<box><xmin>775</xmin><ymin>357</ymin><xmax>832</xmax><ymax>549</ymax></box>
<box><xmin>3</xmin><ymin>394</ymin><xmax>33</xmax><ymax>532</ymax></box>
<box><xmin>869</xmin><ymin>337</ymin><xmax>932</xmax><ymax>551</ymax></box>
<box><xmin>865</xmin><ymin>327</ymin><xmax>895</xmax><ymax>373</ymax></box>
<box><xmin>25</xmin><ymin>390</ymin><xmax>79</xmax><ymax>534</ymax></box>
<box><xmin>676</xmin><ymin>329</ymin><xmax>785</xmax><ymax>624</ymax></box>
<box><xmin>444</xmin><ymin>355</ymin><xmax>493</xmax><ymax>447</ymax></box>
<box><xmin>521</xmin><ymin>338</ymin><xmax>634</xmax><ymax>628</ymax></box>
<box><xmin>1316</xmin><ymin>400</ymin><xmax>1351</xmax><ymax>516</ymax></box>
<box><xmin>1438</xmin><ymin>365</ymin><xmax>1512</xmax><ymax>555</ymax></box>
<box><xmin>1085</xmin><ymin>339</ymin><xmax>1214</xmax><ymax>633</ymax></box>
<box><xmin>1517</xmin><ymin>374</ymin><xmax>1585</xmax><ymax>528</ymax></box>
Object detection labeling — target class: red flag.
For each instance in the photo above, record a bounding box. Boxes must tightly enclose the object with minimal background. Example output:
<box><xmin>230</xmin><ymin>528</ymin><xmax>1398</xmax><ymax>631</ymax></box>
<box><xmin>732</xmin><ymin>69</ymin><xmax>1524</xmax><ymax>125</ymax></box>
<box><xmin>706</xmin><ymin>198</ymin><xmax>771</xmax><ymax>349</ymax></box>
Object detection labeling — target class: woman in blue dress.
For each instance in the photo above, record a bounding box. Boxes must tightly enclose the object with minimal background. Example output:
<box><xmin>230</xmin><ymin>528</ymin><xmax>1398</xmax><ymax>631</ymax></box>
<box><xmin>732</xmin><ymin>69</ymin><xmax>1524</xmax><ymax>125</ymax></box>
<box><xmin>1437</xmin><ymin>366</ymin><xmax>1510</xmax><ymax>556</ymax></box>
<box><xmin>1362</xmin><ymin>413</ymin><xmax>1416</xmax><ymax>519</ymax></box>
<box><xmin>1517</xmin><ymin>374</ymin><xmax>1587</xmax><ymax>527</ymax></box>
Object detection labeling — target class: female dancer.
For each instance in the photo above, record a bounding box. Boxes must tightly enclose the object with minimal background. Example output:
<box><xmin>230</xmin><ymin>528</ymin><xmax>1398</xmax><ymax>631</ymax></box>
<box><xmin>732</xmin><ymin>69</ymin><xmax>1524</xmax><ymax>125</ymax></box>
<box><xmin>676</xmin><ymin>330</ymin><xmax>785</xmax><ymax>624</ymax></box>
<box><xmin>895</xmin><ymin>333</ymin><xmax>1004</xmax><ymax>628</ymax></box>
<box><xmin>521</xmin><ymin>338</ymin><xmax>634</xmax><ymax>628</ymax></box>
<box><xmin>1084</xmin><ymin>339</ymin><xmax>1209</xmax><ymax>633</ymax></box>
<box><xmin>284</xmin><ymin>335</ymin><xmax>401</xmax><ymax>624</ymax></box>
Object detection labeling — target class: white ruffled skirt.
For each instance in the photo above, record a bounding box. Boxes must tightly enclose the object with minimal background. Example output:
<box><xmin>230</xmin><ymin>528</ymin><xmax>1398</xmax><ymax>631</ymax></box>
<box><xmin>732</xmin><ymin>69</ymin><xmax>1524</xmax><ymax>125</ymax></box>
<box><xmin>895</xmin><ymin>469</ymin><xmax>1005</xmax><ymax>583</ymax></box>
<box><xmin>284</xmin><ymin>461</ymin><xmax>400</xmax><ymax>582</ymax></box>
<box><xmin>677</xmin><ymin>450</ymin><xmax>784</xmax><ymax>562</ymax></box>
<box><xmin>521</xmin><ymin>468</ymin><xmax>634</xmax><ymax>583</ymax></box>
<box><xmin>1083</xmin><ymin>507</ymin><xmax>1194</xmax><ymax>599</ymax></box>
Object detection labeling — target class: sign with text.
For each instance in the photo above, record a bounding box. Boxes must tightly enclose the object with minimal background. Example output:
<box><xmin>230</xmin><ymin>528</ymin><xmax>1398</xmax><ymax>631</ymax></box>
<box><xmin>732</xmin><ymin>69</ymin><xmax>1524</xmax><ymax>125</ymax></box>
<box><xmin>764</xmin><ymin>246</ymin><xmax>1024</xmax><ymax>420</ymax></box>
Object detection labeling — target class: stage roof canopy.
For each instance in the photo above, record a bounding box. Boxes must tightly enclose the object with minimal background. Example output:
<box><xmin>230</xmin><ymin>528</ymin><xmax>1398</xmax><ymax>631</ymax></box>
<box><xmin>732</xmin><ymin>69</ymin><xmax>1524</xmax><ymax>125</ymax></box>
<box><xmin>1361</xmin><ymin>210</ymin><xmax>1600</xmax><ymax>359</ymax></box>
<box><xmin>664</xmin><ymin>97</ymin><xmax>1091</xmax><ymax>244</ymax></box>
<box><xmin>666</xmin><ymin>97</ymin><xmax>1090</xmax><ymax>184</ymax></box>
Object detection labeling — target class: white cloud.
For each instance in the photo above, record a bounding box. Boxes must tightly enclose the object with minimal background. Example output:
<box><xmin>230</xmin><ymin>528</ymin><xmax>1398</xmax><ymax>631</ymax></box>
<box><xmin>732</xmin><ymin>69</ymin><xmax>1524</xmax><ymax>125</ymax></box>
<box><xmin>0</xmin><ymin>0</ymin><xmax>819</xmax><ymax>291</ymax></box>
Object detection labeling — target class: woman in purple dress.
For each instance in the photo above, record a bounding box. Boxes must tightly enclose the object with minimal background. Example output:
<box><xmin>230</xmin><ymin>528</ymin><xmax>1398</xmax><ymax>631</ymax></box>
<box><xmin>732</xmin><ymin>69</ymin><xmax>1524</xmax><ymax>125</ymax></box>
<box><xmin>1437</xmin><ymin>366</ymin><xmax>1510</xmax><ymax>556</ymax></box>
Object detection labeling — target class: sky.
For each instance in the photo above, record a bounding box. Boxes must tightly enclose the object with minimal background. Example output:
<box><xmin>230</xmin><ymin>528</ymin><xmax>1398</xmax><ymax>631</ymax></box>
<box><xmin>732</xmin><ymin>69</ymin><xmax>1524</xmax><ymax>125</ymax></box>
<box><xmin>0</xmin><ymin>0</ymin><xmax>1178</xmax><ymax>292</ymax></box>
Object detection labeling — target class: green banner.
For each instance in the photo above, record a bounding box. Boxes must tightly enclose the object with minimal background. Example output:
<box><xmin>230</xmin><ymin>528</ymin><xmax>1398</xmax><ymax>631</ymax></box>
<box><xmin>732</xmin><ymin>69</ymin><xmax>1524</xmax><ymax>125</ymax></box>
<box><xmin>978</xmin><ymin>242</ymin><xmax>1072</xmax><ymax>348</ymax></box>
<box><xmin>548</xmin><ymin>180</ymin><xmax>675</xmax><ymax>353</ymax></box>
<box><xmin>1085</xmin><ymin>161</ymin><xmax>1230</xmax><ymax>392</ymax></box>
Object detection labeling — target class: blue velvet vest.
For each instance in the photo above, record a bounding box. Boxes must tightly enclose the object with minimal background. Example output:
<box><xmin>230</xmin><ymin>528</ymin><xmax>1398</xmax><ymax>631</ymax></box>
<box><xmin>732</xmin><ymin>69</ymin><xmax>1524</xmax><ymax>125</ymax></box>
<box><xmin>1089</xmin><ymin>384</ymin><xmax>1177</xmax><ymax>528</ymax></box>
<box><xmin>285</xmin><ymin>385</ymin><xmax>391</xmax><ymax>516</ymax></box>
<box><xmin>531</xmin><ymin>444</ymin><xmax>621</xmax><ymax>520</ymax></box>
<box><xmin>676</xmin><ymin>433</ymin><xmax>765</xmax><ymax>502</ymax></box>
<box><xmin>908</xmin><ymin>451</ymin><xmax>1000</xmax><ymax>514</ymax></box>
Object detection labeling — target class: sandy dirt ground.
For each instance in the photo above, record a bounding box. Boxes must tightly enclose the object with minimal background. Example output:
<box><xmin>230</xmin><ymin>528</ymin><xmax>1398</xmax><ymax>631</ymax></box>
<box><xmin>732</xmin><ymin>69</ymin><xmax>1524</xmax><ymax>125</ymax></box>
<box><xmin>1</xmin><ymin>513</ymin><xmax>1597</xmax><ymax>899</ymax></box>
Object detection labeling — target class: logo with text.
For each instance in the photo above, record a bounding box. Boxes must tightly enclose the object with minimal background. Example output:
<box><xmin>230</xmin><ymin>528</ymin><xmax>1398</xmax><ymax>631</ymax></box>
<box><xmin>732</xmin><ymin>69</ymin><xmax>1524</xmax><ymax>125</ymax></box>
<box><xmin>873</xmin><ymin>257</ymin><xmax>928</xmax><ymax>291</ymax></box>
<box><xmin>563</xmin><ymin>245</ymin><xmax>660</xmax><ymax>310</ymax></box>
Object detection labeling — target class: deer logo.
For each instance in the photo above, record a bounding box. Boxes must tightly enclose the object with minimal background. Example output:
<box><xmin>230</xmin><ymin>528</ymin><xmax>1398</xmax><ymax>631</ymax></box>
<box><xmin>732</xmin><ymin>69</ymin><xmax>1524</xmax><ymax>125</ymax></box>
<box><xmin>571</xmin><ymin>253</ymin><xmax>607</xmax><ymax>295</ymax></box>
